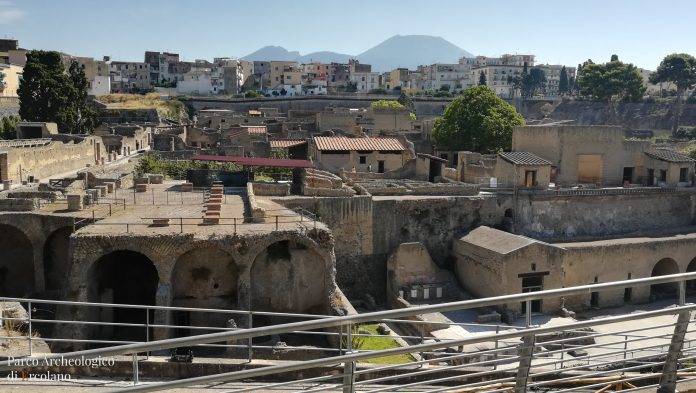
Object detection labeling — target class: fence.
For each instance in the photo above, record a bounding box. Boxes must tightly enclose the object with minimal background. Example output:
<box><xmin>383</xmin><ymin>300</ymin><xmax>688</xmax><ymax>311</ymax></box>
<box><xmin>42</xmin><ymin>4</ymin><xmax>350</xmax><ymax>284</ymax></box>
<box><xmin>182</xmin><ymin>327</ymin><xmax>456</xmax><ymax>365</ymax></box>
<box><xmin>3</xmin><ymin>273</ymin><xmax>696</xmax><ymax>391</ymax></box>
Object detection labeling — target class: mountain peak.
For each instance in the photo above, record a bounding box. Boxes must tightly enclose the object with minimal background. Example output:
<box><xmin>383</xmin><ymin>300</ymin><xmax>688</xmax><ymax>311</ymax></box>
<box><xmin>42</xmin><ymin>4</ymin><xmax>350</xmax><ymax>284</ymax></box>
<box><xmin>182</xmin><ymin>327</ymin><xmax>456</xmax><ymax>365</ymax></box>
<box><xmin>241</xmin><ymin>35</ymin><xmax>472</xmax><ymax>72</ymax></box>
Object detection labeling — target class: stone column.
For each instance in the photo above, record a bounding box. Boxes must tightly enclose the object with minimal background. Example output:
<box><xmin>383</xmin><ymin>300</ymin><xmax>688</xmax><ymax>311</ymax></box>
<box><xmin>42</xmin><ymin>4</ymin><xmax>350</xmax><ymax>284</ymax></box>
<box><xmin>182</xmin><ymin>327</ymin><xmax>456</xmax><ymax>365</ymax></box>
<box><xmin>153</xmin><ymin>283</ymin><xmax>172</xmax><ymax>342</ymax></box>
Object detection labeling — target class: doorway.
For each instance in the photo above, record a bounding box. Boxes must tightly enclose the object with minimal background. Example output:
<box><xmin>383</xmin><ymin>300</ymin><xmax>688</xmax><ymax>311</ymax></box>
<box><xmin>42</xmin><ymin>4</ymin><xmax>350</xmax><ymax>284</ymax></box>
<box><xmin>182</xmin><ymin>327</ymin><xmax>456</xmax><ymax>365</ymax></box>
<box><xmin>524</xmin><ymin>170</ymin><xmax>537</xmax><ymax>188</ymax></box>
<box><xmin>377</xmin><ymin>160</ymin><xmax>385</xmax><ymax>173</ymax></box>
<box><xmin>622</xmin><ymin>167</ymin><xmax>634</xmax><ymax>183</ymax></box>
<box><xmin>520</xmin><ymin>275</ymin><xmax>543</xmax><ymax>313</ymax></box>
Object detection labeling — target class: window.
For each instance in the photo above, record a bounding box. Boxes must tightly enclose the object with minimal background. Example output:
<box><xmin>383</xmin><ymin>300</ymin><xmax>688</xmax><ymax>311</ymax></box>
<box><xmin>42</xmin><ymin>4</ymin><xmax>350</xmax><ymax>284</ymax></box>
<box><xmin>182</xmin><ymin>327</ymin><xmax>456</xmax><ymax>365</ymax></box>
<box><xmin>359</xmin><ymin>156</ymin><xmax>367</xmax><ymax>164</ymax></box>
<box><xmin>680</xmin><ymin>167</ymin><xmax>688</xmax><ymax>182</ymax></box>
<box><xmin>660</xmin><ymin>169</ymin><xmax>667</xmax><ymax>182</ymax></box>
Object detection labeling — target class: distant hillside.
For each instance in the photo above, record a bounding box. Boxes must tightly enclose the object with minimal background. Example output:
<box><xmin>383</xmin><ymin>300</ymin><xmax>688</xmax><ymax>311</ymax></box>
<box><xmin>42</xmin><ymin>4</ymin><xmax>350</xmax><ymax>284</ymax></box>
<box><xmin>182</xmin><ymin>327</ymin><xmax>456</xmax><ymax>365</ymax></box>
<box><xmin>357</xmin><ymin>35</ymin><xmax>473</xmax><ymax>72</ymax></box>
<box><xmin>298</xmin><ymin>51</ymin><xmax>352</xmax><ymax>64</ymax></box>
<box><xmin>241</xmin><ymin>46</ymin><xmax>301</xmax><ymax>61</ymax></box>
<box><xmin>241</xmin><ymin>35</ymin><xmax>472</xmax><ymax>71</ymax></box>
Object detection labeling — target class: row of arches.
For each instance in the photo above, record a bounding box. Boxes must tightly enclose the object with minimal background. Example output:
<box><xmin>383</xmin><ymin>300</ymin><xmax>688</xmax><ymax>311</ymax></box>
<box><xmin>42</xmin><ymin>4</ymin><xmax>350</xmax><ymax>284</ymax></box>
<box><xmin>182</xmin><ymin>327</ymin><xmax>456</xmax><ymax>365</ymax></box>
<box><xmin>650</xmin><ymin>257</ymin><xmax>696</xmax><ymax>299</ymax></box>
<box><xmin>85</xmin><ymin>240</ymin><xmax>327</xmax><ymax>344</ymax></box>
<box><xmin>0</xmin><ymin>224</ymin><xmax>73</xmax><ymax>298</ymax></box>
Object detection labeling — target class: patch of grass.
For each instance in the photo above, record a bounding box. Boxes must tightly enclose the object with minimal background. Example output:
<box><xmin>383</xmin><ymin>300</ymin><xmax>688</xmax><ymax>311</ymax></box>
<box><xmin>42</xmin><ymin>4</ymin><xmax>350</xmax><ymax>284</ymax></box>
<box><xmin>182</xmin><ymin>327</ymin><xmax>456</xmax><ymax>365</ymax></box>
<box><xmin>350</xmin><ymin>324</ymin><xmax>415</xmax><ymax>365</ymax></box>
<box><xmin>97</xmin><ymin>93</ymin><xmax>184</xmax><ymax>120</ymax></box>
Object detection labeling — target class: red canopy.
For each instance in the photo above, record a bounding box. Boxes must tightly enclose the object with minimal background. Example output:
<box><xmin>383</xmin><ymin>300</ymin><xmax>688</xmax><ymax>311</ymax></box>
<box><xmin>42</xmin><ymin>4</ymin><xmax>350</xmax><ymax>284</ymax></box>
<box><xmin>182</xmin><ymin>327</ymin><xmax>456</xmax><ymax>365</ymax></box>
<box><xmin>192</xmin><ymin>155</ymin><xmax>314</xmax><ymax>169</ymax></box>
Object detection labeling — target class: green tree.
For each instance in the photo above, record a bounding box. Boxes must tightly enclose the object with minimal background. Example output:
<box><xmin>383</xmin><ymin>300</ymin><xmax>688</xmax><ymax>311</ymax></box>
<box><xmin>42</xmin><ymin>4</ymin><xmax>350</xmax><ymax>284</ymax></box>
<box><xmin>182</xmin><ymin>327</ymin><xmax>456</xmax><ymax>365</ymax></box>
<box><xmin>431</xmin><ymin>85</ymin><xmax>525</xmax><ymax>153</ymax></box>
<box><xmin>0</xmin><ymin>72</ymin><xmax>5</xmax><ymax>92</ymax></box>
<box><xmin>478</xmin><ymin>71</ymin><xmax>487</xmax><ymax>86</ymax></box>
<box><xmin>521</xmin><ymin>67</ymin><xmax>547</xmax><ymax>99</ymax></box>
<box><xmin>397</xmin><ymin>92</ymin><xmax>414</xmax><ymax>112</ymax></box>
<box><xmin>610</xmin><ymin>54</ymin><xmax>619</xmax><ymax>62</ymax></box>
<box><xmin>577</xmin><ymin>58</ymin><xmax>645</xmax><ymax>102</ymax></box>
<box><xmin>18</xmin><ymin>51</ymin><xmax>70</xmax><ymax>128</ymax></box>
<box><xmin>559</xmin><ymin>66</ymin><xmax>569</xmax><ymax>95</ymax></box>
<box><xmin>18</xmin><ymin>51</ymin><xmax>99</xmax><ymax>133</ymax></box>
<box><xmin>64</xmin><ymin>61</ymin><xmax>99</xmax><ymax>134</ymax></box>
<box><xmin>0</xmin><ymin>115</ymin><xmax>20</xmax><ymax>139</ymax></box>
<box><xmin>650</xmin><ymin>53</ymin><xmax>696</xmax><ymax>133</ymax></box>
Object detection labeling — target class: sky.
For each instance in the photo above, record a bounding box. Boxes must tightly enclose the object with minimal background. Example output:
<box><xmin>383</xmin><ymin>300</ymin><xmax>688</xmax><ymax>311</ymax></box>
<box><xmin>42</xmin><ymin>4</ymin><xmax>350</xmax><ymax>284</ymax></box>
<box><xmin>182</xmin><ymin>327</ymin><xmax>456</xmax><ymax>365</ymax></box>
<box><xmin>1</xmin><ymin>0</ymin><xmax>694</xmax><ymax>70</ymax></box>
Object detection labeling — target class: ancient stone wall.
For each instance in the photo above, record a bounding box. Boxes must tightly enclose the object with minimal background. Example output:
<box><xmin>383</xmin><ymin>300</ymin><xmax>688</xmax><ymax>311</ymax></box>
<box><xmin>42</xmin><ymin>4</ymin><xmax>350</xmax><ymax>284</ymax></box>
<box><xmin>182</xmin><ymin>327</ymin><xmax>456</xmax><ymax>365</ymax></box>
<box><xmin>516</xmin><ymin>189</ymin><xmax>696</xmax><ymax>240</ymax></box>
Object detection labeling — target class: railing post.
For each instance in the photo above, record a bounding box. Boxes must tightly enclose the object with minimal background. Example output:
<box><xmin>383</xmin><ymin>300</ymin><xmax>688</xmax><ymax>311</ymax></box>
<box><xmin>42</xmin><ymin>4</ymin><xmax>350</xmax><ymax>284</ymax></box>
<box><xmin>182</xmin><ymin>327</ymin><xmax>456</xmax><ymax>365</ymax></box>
<box><xmin>152</xmin><ymin>188</ymin><xmax>155</xmax><ymax>205</ymax></box>
<box><xmin>658</xmin><ymin>310</ymin><xmax>691</xmax><ymax>393</ymax></box>
<box><xmin>166</xmin><ymin>191</ymin><xmax>169</xmax><ymax>205</ymax></box>
<box><xmin>132</xmin><ymin>353</ymin><xmax>139</xmax><ymax>385</ymax></box>
<box><xmin>234</xmin><ymin>217</ymin><xmax>237</xmax><ymax>235</ymax></box>
<box><xmin>27</xmin><ymin>300</ymin><xmax>32</xmax><ymax>356</ymax></box>
<box><xmin>679</xmin><ymin>280</ymin><xmax>686</xmax><ymax>306</ymax></box>
<box><xmin>180</xmin><ymin>218</ymin><xmax>183</xmax><ymax>233</ymax></box>
<box><xmin>493</xmin><ymin>324</ymin><xmax>500</xmax><ymax>370</ymax></box>
<box><xmin>525</xmin><ymin>299</ymin><xmax>532</xmax><ymax>327</ymax></box>
<box><xmin>342</xmin><ymin>323</ymin><xmax>356</xmax><ymax>393</ymax></box>
<box><xmin>514</xmin><ymin>333</ymin><xmax>535</xmax><ymax>393</ymax></box>
<box><xmin>247</xmin><ymin>310</ymin><xmax>253</xmax><ymax>363</ymax></box>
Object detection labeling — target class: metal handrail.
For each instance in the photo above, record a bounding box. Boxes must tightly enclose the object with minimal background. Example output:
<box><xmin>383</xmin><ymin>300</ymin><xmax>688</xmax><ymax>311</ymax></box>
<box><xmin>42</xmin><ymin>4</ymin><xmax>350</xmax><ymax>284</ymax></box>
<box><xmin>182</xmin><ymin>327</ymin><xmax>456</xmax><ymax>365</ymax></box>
<box><xmin>2</xmin><ymin>272</ymin><xmax>696</xmax><ymax>370</ymax></box>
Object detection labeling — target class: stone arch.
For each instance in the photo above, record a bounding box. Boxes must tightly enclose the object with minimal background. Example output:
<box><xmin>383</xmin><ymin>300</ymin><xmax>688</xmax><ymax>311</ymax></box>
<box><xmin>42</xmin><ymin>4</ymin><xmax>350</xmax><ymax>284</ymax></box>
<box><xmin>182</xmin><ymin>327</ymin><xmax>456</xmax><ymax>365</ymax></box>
<box><xmin>171</xmin><ymin>246</ymin><xmax>239</xmax><ymax>339</ymax></box>
<box><xmin>43</xmin><ymin>227</ymin><xmax>73</xmax><ymax>294</ymax></box>
<box><xmin>650</xmin><ymin>258</ymin><xmax>680</xmax><ymax>300</ymax></box>
<box><xmin>87</xmin><ymin>250</ymin><xmax>159</xmax><ymax>343</ymax></box>
<box><xmin>250</xmin><ymin>238</ymin><xmax>328</xmax><ymax>316</ymax></box>
<box><xmin>0</xmin><ymin>224</ymin><xmax>35</xmax><ymax>297</ymax></box>
<box><xmin>686</xmin><ymin>258</ymin><xmax>696</xmax><ymax>296</ymax></box>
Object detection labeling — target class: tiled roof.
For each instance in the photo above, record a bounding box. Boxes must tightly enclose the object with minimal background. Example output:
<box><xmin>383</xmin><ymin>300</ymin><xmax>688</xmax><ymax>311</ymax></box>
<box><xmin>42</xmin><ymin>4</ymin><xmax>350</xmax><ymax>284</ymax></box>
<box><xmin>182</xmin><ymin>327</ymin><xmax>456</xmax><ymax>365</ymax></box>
<box><xmin>313</xmin><ymin>136</ymin><xmax>405</xmax><ymax>152</ymax></box>
<box><xmin>270</xmin><ymin>140</ymin><xmax>307</xmax><ymax>149</ymax></box>
<box><xmin>244</xmin><ymin>126</ymin><xmax>267</xmax><ymax>135</ymax></box>
<box><xmin>499</xmin><ymin>151</ymin><xmax>552</xmax><ymax>165</ymax></box>
<box><xmin>645</xmin><ymin>149</ymin><xmax>695</xmax><ymax>163</ymax></box>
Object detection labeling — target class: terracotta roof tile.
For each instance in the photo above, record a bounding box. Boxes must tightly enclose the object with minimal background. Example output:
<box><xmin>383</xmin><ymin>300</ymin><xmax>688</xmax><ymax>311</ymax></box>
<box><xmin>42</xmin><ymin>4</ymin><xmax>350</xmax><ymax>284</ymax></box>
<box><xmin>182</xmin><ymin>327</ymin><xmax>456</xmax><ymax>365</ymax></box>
<box><xmin>270</xmin><ymin>140</ymin><xmax>307</xmax><ymax>149</ymax></box>
<box><xmin>645</xmin><ymin>149</ymin><xmax>695</xmax><ymax>163</ymax></box>
<box><xmin>499</xmin><ymin>151</ymin><xmax>552</xmax><ymax>165</ymax></box>
<box><xmin>313</xmin><ymin>136</ymin><xmax>404</xmax><ymax>152</ymax></box>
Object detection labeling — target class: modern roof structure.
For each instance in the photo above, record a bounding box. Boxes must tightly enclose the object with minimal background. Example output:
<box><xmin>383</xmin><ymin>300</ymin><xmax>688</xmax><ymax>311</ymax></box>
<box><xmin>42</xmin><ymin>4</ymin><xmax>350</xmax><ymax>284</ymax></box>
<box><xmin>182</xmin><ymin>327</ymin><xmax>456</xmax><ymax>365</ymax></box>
<box><xmin>313</xmin><ymin>136</ymin><xmax>405</xmax><ymax>152</ymax></box>
<box><xmin>458</xmin><ymin>226</ymin><xmax>542</xmax><ymax>255</ymax></box>
<box><xmin>645</xmin><ymin>149</ymin><xmax>695</xmax><ymax>163</ymax></box>
<box><xmin>499</xmin><ymin>151</ymin><xmax>552</xmax><ymax>166</ymax></box>
<box><xmin>191</xmin><ymin>155</ymin><xmax>314</xmax><ymax>168</ymax></box>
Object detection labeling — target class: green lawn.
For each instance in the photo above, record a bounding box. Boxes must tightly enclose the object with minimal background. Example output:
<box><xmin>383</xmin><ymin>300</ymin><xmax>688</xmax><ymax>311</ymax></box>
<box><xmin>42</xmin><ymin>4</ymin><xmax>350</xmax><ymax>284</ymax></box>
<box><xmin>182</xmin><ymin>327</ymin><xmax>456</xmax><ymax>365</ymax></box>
<box><xmin>351</xmin><ymin>324</ymin><xmax>415</xmax><ymax>365</ymax></box>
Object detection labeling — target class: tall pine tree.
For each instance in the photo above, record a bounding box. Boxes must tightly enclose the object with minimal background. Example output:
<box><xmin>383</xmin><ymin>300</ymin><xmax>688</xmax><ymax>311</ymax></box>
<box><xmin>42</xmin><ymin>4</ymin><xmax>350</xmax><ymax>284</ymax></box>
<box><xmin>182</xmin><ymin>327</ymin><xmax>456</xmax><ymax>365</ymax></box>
<box><xmin>18</xmin><ymin>51</ymin><xmax>98</xmax><ymax>134</ymax></box>
<box><xmin>559</xmin><ymin>66</ymin><xmax>569</xmax><ymax>95</ymax></box>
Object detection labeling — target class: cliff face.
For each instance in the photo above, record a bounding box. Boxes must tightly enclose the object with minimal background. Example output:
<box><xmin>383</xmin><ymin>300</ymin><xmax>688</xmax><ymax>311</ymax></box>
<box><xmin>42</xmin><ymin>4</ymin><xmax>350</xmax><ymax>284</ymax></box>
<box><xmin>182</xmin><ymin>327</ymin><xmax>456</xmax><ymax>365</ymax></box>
<box><xmin>530</xmin><ymin>100</ymin><xmax>696</xmax><ymax>130</ymax></box>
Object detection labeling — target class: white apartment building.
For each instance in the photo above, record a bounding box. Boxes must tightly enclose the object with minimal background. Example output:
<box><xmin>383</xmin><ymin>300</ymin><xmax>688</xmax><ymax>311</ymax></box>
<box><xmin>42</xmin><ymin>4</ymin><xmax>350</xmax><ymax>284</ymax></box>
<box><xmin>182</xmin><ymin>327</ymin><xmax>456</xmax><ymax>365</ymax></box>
<box><xmin>350</xmin><ymin>71</ymin><xmax>380</xmax><ymax>93</ymax></box>
<box><xmin>177</xmin><ymin>68</ymin><xmax>215</xmax><ymax>96</ymax></box>
<box><xmin>421</xmin><ymin>63</ymin><xmax>474</xmax><ymax>91</ymax></box>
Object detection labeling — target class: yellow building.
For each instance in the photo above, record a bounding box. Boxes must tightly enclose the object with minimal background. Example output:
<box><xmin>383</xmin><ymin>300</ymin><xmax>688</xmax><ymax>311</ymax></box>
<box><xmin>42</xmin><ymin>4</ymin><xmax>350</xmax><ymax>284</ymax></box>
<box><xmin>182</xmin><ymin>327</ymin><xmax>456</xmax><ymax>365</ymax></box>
<box><xmin>0</xmin><ymin>64</ymin><xmax>22</xmax><ymax>97</ymax></box>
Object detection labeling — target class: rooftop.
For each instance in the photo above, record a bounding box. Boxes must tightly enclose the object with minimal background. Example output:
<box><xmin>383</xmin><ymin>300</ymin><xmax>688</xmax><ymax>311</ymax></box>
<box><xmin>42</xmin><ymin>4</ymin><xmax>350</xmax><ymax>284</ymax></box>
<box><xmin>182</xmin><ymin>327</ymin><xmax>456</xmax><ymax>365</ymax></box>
<box><xmin>313</xmin><ymin>136</ymin><xmax>404</xmax><ymax>152</ymax></box>
<box><xmin>645</xmin><ymin>149</ymin><xmax>695</xmax><ymax>163</ymax></box>
<box><xmin>499</xmin><ymin>151</ymin><xmax>552</xmax><ymax>166</ymax></box>
<box><xmin>270</xmin><ymin>140</ymin><xmax>307</xmax><ymax>149</ymax></box>
<box><xmin>192</xmin><ymin>155</ymin><xmax>314</xmax><ymax>168</ymax></box>
<box><xmin>458</xmin><ymin>226</ymin><xmax>542</xmax><ymax>255</ymax></box>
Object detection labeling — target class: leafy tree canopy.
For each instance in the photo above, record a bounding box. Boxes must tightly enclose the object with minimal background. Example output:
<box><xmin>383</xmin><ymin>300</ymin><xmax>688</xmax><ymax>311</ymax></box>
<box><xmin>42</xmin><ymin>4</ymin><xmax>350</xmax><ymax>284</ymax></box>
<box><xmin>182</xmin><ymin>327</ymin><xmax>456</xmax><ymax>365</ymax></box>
<box><xmin>577</xmin><ymin>58</ymin><xmax>646</xmax><ymax>102</ymax></box>
<box><xmin>650</xmin><ymin>53</ymin><xmax>696</xmax><ymax>92</ymax></box>
<box><xmin>431</xmin><ymin>86</ymin><xmax>524</xmax><ymax>153</ymax></box>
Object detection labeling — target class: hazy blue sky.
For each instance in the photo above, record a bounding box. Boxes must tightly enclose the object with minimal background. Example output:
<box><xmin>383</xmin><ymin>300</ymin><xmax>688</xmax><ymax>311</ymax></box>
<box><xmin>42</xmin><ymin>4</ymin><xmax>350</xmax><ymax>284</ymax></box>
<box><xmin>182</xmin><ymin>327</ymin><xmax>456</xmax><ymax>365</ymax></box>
<box><xmin>1</xmin><ymin>0</ymin><xmax>694</xmax><ymax>70</ymax></box>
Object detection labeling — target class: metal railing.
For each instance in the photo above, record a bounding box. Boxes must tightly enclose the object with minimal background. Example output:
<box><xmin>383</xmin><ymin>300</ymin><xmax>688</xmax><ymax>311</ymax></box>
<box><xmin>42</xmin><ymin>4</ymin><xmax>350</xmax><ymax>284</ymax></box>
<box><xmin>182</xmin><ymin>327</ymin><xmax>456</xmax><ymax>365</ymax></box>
<box><xmin>3</xmin><ymin>273</ymin><xmax>696</xmax><ymax>392</ymax></box>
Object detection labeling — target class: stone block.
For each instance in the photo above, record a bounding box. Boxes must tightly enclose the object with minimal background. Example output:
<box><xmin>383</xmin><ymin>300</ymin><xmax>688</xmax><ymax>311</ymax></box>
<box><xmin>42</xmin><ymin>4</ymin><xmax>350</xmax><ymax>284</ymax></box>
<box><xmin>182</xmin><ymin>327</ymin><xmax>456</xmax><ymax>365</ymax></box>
<box><xmin>136</xmin><ymin>183</ymin><xmax>148</xmax><ymax>193</ymax></box>
<box><xmin>206</xmin><ymin>203</ymin><xmax>221</xmax><ymax>211</ymax></box>
<box><xmin>2</xmin><ymin>180</ymin><xmax>11</xmax><ymax>191</ymax></box>
<box><xmin>148</xmin><ymin>174</ymin><xmax>164</xmax><ymax>184</ymax></box>
<box><xmin>67</xmin><ymin>193</ymin><xmax>84</xmax><ymax>211</ymax></box>
<box><xmin>152</xmin><ymin>218</ymin><xmax>170</xmax><ymax>227</ymax></box>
